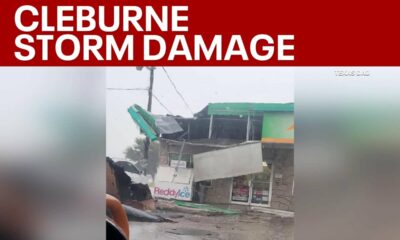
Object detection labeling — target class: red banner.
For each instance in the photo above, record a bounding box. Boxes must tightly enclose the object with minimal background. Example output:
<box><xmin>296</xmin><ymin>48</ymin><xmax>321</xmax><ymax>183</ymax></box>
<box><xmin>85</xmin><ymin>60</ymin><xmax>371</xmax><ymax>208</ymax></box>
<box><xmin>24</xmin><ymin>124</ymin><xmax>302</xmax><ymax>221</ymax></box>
<box><xmin>0</xmin><ymin>0</ymin><xmax>399</xmax><ymax>66</ymax></box>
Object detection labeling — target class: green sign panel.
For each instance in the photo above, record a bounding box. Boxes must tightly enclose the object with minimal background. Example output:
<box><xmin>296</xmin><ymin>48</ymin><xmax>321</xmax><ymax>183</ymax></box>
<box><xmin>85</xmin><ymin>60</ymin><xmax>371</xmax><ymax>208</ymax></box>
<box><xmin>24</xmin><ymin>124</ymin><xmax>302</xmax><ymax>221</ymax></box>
<box><xmin>262</xmin><ymin>113</ymin><xmax>294</xmax><ymax>143</ymax></box>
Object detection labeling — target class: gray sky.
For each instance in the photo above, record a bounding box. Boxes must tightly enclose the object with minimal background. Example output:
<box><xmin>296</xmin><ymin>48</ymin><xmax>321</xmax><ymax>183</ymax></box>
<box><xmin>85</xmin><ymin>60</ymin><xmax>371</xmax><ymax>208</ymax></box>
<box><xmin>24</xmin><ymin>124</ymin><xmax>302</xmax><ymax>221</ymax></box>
<box><xmin>106</xmin><ymin>67</ymin><xmax>294</xmax><ymax>158</ymax></box>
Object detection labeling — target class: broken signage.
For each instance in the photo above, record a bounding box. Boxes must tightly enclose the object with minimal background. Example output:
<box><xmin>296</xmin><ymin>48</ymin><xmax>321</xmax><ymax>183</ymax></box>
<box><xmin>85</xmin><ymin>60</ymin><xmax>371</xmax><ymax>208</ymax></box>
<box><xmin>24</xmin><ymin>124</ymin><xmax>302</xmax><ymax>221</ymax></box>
<box><xmin>193</xmin><ymin>142</ymin><xmax>263</xmax><ymax>182</ymax></box>
<box><xmin>153</xmin><ymin>183</ymin><xmax>192</xmax><ymax>201</ymax></box>
<box><xmin>154</xmin><ymin>166</ymin><xmax>194</xmax><ymax>201</ymax></box>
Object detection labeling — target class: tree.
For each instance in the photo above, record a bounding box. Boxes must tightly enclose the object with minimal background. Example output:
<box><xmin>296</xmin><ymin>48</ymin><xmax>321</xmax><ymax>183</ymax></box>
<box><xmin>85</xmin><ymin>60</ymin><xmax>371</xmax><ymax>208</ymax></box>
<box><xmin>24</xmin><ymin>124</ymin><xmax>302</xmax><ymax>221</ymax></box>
<box><xmin>124</xmin><ymin>137</ymin><xmax>159</xmax><ymax>176</ymax></box>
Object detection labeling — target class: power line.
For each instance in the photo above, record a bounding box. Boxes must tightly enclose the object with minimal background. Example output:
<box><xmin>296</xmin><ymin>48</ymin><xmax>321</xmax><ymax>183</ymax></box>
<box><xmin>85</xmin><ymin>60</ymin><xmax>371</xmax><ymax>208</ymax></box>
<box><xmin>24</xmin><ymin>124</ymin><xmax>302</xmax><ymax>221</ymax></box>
<box><xmin>161</xmin><ymin>67</ymin><xmax>194</xmax><ymax>115</ymax></box>
<box><xmin>152</xmin><ymin>93</ymin><xmax>173</xmax><ymax>115</ymax></box>
<box><xmin>107</xmin><ymin>87</ymin><xmax>173</xmax><ymax>115</ymax></box>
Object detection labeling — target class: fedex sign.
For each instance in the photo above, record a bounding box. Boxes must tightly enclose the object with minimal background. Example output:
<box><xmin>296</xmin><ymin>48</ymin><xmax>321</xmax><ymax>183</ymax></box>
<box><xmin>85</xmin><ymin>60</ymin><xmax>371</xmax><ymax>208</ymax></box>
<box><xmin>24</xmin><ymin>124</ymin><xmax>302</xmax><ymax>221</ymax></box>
<box><xmin>153</xmin><ymin>183</ymin><xmax>192</xmax><ymax>201</ymax></box>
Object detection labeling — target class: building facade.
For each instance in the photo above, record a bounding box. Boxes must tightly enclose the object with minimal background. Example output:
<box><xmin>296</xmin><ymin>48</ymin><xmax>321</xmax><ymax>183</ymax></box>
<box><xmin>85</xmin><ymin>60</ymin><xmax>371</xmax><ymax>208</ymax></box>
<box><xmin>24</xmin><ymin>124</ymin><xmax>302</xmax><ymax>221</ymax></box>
<box><xmin>154</xmin><ymin>103</ymin><xmax>294</xmax><ymax>212</ymax></box>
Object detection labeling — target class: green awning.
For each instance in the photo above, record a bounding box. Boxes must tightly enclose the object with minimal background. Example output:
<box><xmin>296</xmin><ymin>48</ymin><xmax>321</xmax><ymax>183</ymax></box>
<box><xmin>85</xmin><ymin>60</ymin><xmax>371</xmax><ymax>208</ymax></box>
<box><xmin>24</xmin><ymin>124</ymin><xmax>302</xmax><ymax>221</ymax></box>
<box><xmin>207</xmin><ymin>103</ymin><xmax>294</xmax><ymax>116</ymax></box>
<box><xmin>128</xmin><ymin>104</ymin><xmax>184</xmax><ymax>141</ymax></box>
<box><xmin>127</xmin><ymin>105</ymin><xmax>158</xmax><ymax>141</ymax></box>
<box><xmin>134</xmin><ymin>104</ymin><xmax>158</xmax><ymax>132</ymax></box>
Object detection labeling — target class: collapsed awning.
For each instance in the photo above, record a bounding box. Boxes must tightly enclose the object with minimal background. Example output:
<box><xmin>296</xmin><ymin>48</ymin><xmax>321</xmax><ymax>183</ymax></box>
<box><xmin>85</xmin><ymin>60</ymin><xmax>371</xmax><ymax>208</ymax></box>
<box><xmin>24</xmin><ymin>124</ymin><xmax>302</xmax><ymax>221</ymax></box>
<box><xmin>128</xmin><ymin>104</ymin><xmax>183</xmax><ymax>141</ymax></box>
<box><xmin>193</xmin><ymin>142</ymin><xmax>263</xmax><ymax>182</ymax></box>
<box><xmin>155</xmin><ymin>166</ymin><xmax>193</xmax><ymax>184</ymax></box>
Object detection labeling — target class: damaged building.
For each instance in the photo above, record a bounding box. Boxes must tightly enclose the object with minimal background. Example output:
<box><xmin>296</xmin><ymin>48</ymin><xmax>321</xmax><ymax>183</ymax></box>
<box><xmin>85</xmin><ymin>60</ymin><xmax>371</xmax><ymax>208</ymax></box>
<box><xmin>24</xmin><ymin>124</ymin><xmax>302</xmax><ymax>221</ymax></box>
<box><xmin>129</xmin><ymin>102</ymin><xmax>294</xmax><ymax>212</ymax></box>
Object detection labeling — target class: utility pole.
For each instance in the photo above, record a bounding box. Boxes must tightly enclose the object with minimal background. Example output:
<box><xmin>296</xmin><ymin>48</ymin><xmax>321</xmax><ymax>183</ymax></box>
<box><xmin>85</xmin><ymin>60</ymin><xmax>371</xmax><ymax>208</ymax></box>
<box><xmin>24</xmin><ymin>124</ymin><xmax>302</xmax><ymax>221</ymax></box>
<box><xmin>136</xmin><ymin>66</ymin><xmax>155</xmax><ymax>161</ymax></box>
<box><xmin>144</xmin><ymin>67</ymin><xmax>155</xmax><ymax>161</ymax></box>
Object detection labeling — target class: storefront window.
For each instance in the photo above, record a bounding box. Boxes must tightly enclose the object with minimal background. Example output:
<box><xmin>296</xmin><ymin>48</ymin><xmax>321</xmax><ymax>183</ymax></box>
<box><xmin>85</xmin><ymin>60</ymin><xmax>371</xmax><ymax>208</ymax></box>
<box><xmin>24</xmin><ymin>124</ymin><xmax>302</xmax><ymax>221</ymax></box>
<box><xmin>251</xmin><ymin>165</ymin><xmax>272</xmax><ymax>205</ymax></box>
<box><xmin>231</xmin><ymin>175</ymin><xmax>251</xmax><ymax>202</ymax></box>
<box><xmin>231</xmin><ymin>164</ymin><xmax>272</xmax><ymax>205</ymax></box>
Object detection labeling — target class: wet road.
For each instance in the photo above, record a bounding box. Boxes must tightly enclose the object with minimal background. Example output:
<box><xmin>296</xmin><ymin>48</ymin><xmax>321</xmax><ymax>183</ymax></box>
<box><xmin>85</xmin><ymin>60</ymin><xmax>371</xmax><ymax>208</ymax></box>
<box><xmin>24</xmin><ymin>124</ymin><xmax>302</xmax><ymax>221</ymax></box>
<box><xmin>129</xmin><ymin>211</ymin><xmax>294</xmax><ymax>240</ymax></box>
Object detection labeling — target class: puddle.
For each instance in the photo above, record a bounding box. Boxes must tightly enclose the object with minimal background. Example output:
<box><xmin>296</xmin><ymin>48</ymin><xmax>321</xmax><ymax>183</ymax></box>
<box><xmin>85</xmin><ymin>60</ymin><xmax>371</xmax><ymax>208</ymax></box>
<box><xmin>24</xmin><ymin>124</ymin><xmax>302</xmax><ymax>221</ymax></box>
<box><xmin>130</xmin><ymin>222</ymin><xmax>213</xmax><ymax>240</ymax></box>
<box><xmin>166</xmin><ymin>228</ymin><xmax>218</xmax><ymax>238</ymax></box>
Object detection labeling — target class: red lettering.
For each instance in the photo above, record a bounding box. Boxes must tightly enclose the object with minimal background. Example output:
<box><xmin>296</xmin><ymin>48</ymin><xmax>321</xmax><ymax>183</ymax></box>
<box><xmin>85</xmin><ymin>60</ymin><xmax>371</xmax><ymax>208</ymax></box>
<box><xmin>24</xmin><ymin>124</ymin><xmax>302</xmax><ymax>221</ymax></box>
<box><xmin>154</xmin><ymin>187</ymin><xmax>179</xmax><ymax>197</ymax></box>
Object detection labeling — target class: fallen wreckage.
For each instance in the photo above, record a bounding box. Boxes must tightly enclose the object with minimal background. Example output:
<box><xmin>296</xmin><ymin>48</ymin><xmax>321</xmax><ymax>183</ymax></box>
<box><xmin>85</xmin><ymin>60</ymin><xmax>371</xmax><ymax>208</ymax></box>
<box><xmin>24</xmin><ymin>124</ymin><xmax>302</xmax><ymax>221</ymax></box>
<box><xmin>106</xmin><ymin>157</ymin><xmax>172</xmax><ymax>240</ymax></box>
